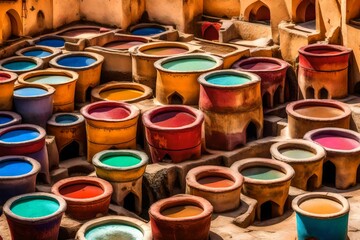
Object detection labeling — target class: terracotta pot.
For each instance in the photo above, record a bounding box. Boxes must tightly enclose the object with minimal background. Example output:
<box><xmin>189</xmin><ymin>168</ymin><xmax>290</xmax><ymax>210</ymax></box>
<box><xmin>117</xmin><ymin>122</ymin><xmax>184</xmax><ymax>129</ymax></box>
<box><xmin>35</xmin><ymin>36</ymin><xmax>66</xmax><ymax>49</ymax></box>
<box><xmin>186</xmin><ymin>165</ymin><xmax>243</xmax><ymax>212</ymax></box>
<box><xmin>198</xmin><ymin>69</ymin><xmax>263</xmax><ymax>150</ymax></box>
<box><xmin>232</xmin><ymin>57</ymin><xmax>289</xmax><ymax>108</ymax></box>
<box><xmin>13</xmin><ymin>83</ymin><xmax>55</xmax><ymax>128</ymax></box>
<box><xmin>51</xmin><ymin>176</ymin><xmax>113</xmax><ymax>220</ymax></box>
<box><xmin>0</xmin><ymin>111</ymin><xmax>22</xmax><ymax>129</ymax></box>
<box><xmin>286</xmin><ymin>99</ymin><xmax>351</xmax><ymax>138</ymax></box>
<box><xmin>18</xmin><ymin>68</ymin><xmax>78</xmax><ymax>112</ymax></box>
<box><xmin>49</xmin><ymin>51</ymin><xmax>104</xmax><ymax>103</ymax></box>
<box><xmin>154</xmin><ymin>53</ymin><xmax>223</xmax><ymax>105</ymax></box>
<box><xmin>142</xmin><ymin>105</ymin><xmax>204</xmax><ymax>163</ymax></box>
<box><xmin>149</xmin><ymin>194</ymin><xmax>213</xmax><ymax>240</ymax></box>
<box><xmin>0</xmin><ymin>71</ymin><xmax>17</xmax><ymax>110</ymax></box>
<box><xmin>16</xmin><ymin>46</ymin><xmax>62</xmax><ymax>67</ymax></box>
<box><xmin>231</xmin><ymin>158</ymin><xmax>295</xmax><ymax>221</ymax></box>
<box><xmin>270</xmin><ymin>139</ymin><xmax>326</xmax><ymax>190</ymax></box>
<box><xmin>75</xmin><ymin>215</ymin><xmax>152</xmax><ymax>240</ymax></box>
<box><xmin>0</xmin><ymin>156</ymin><xmax>40</xmax><ymax>205</ymax></box>
<box><xmin>292</xmin><ymin>192</ymin><xmax>350</xmax><ymax>240</ymax></box>
<box><xmin>80</xmin><ymin>101</ymin><xmax>140</xmax><ymax>161</ymax></box>
<box><xmin>3</xmin><ymin>192</ymin><xmax>66</xmax><ymax>240</ymax></box>
<box><xmin>0</xmin><ymin>56</ymin><xmax>44</xmax><ymax>75</ymax></box>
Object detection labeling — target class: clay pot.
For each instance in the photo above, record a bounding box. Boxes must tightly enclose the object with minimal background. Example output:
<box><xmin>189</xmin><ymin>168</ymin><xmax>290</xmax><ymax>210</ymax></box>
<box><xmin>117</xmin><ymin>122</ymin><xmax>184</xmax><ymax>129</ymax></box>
<box><xmin>49</xmin><ymin>51</ymin><xmax>104</xmax><ymax>103</ymax></box>
<box><xmin>198</xmin><ymin>69</ymin><xmax>263</xmax><ymax>150</ymax></box>
<box><xmin>80</xmin><ymin>101</ymin><xmax>140</xmax><ymax>161</ymax></box>
<box><xmin>149</xmin><ymin>194</ymin><xmax>213</xmax><ymax>240</ymax></box>
<box><xmin>304</xmin><ymin>127</ymin><xmax>360</xmax><ymax>189</ymax></box>
<box><xmin>0</xmin><ymin>71</ymin><xmax>17</xmax><ymax>110</ymax></box>
<box><xmin>0</xmin><ymin>56</ymin><xmax>44</xmax><ymax>75</ymax></box>
<box><xmin>286</xmin><ymin>99</ymin><xmax>351</xmax><ymax>138</ymax></box>
<box><xmin>154</xmin><ymin>53</ymin><xmax>223</xmax><ymax>105</ymax></box>
<box><xmin>0</xmin><ymin>111</ymin><xmax>22</xmax><ymax>129</ymax></box>
<box><xmin>3</xmin><ymin>192</ymin><xmax>66</xmax><ymax>240</ymax></box>
<box><xmin>13</xmin><ymin>83</ymin><xmax>55</xmax><ymax>128</ymax></box>
<box><xmin>142</xmin><ymin>105</ymin><xmax>204</xmax><ymax>163</ymax></box>
<box><xmin>51</xmin><ymin>176</ymin><xmax>112</xmax><ymax>220</ymax></box>
<box><xmin>16</xmin><ymin>46</ymin><xmax>62</xmax><ymax>67</ymax></box>
<box><xmin>231</xmin><ymin>158</ymin><xmax>295</xmax><ymax>221</ymax></box>
<box><xmin>35</xmin><ymin>36</ymin><xmax>66</xmax><ymax>48</ymax></box>
<box><xmin>232</xmin><ymin>57</ymin><xmax>289</xmax><ymax>108</ymax></box>
<box><xmin>75</xmin><ymin>215</ymin><xmax>152</xmax><ymax>240</ymax></box>
<box><xmin>186</xmin><ymin>165</ymin><xmax>243</xmax><ymax>212</ymax></box>
<box><xmin>298</xmin><ymin>44</ymin><xmax>352</xmax><ymax>99</ymax></box>
<box><xmin>292</xmin><ymin>192</ymin><xmax>350</xmax><ymax>240</ymax></box>
<box><xmin>0</xmin><ymin>156</ymin><xmax>40</xmax><ymax>205</ymax></box>
<box><xmin>270</xmin><ymin>139</ymin><xmax>326</xmax><ymax>190</ymax></box>
<box><xmin>18</xmin><ymin>68</ymin><xmax>78</xmax><ymax>112</ymax></box>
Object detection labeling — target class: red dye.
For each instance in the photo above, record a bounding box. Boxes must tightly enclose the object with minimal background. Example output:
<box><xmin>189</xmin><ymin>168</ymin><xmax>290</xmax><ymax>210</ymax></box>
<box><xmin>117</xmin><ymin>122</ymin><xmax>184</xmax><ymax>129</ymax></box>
<box><xmin>59</xmin><ymin>184</ymin><xmax>104</xmax><ymax>199</ymax></box>
<box><xmin>241</xmin><ymin>62</ymin><xmax>280</xmax><ymax>70</ymax></box>
<box><xmin>307</xmin><ymin>49</ymin><xmax>342</xmax><ymax>55</ymax></box>
<box><xmin>313</xmin><ymin>134</ymin><xmax>360</xmax><ymax>150</ymax></box>
<box><xmin>0</xmin><ymin>73</ymin><xmax>10</xmax><ymax>81</ymax></box>
<box><xmin>151</xmin><ymin>111</ymin><xmax>196</xmax><ymax>127</ymax></box>
<box><xmin>198</xmin><ymin>176</ymin><xmax>234</xmax><ymax>188</ymax></box>
<box><xmin>89</xmin><ymin>106</ymin><xmax>130</xmax><ymax>120</ymax></box>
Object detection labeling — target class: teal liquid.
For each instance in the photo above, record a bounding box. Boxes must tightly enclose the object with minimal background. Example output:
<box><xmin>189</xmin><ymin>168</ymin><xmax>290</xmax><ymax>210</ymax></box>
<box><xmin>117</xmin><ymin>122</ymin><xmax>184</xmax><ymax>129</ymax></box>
<box><xmin>241</xmin><ymin>167</ymin><xmax>285</xmax><ymax>180</ymax></box>
<box><xmin>3</xmin><ymin>61</ymin><xmax>37</xmax><ymax>71</ymax></box>
<box><xmin>100</xmin><ymin>155</ymin><xmax>141</xmax><ymax>167</ymax></box>
<box><xmin>23</xmin><ymin>50</ymin><xmax>52</xmax><ymax>58</ymax></box>
<box><xmin>85</xmin><ymin>223</ymin><xmax>143</xmax><ymax>240</ymax></box>
<box><xmin>14</xmin><ymin>87</ymin><xmax>48</xmax><ymax>97</ymax></box>
<box><xmin>25</xmin><ymin>75</ymin><xmax>71</xmax><ymax>84</ymax></box>
<box><xmin>11</xmin><ymin>197</ymin><xmax>60</xmax><ymax>218</ymax></box>
<box><xmin>55</xmin><ymin>115</ymin><xmax>78</xmax><ymax>124</ymax></box>
<box><xmin>162</xmin><ymin>58</ymin><xmax>216</xmax><ymax>71</ymax></box>
<box><xmin>206</xmin><ymin>74</ymin><xmax>251</xmax><ymax>86</ymax></box>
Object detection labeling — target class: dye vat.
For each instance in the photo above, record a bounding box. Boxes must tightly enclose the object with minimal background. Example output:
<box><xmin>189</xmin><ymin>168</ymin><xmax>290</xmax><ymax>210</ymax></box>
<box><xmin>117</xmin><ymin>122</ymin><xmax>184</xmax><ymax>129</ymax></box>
<box><xmin>149</xmin><ymin>195</ymin><xmax>213</xmax><ymax>240</ymax></box>
<box><xmin>35</xmin><ymin>37</ymin><xmax>66</xmax><ymax>48</ymax></box>
<box><xmin>3</xmin><ymin>193</ymin><xmax>66</xmax><ymax>240</ymax></box>
<box><xmin>186</xmin><ymin>165</ymin><xmax>243</xmax><ymax>212</ymax></box>
<box><xmin>286</xmin><ymin>99</ymin><xmax>351</xmax><ymax>138</ymax></box>
<box><xmin>80</xmin><ymin>101</ymin><xmax>140</xmax><ymax>160</ymax></box>
<box><xmin>130</xmin><ymin>25</ymin><xmax>166</xmax><ymax>36</ymax></box>
<box><xmin>142</xmin><ymin>105</ymin><xmax>204</xmax><ymax>163</ymax></box>
<box><xmin>16</xmin><ymin>46</ymin><xmax>62</xmax><ymax>67</ymax></box>
<box><xmin>155</xmin><ymin>53</ymin><xmax>223</xmax><ymax>105</ymax></box>
<box><xmin>292</xmin><ymin>192</ymin><xmax>350</xmax><ymax>240</ymax></box>
<box><xmin>51</xmin><ymin>176</ymin><xmax>112</xmax><ymax>220</ymax></box>
<box><xmin>0</xmin><ymin>71</ymin><xmax>17</xmax><ymax>110</ymax></box>
<box><xmin>0</xmin><ymin>111</ymin><xmax>21</xmax><ymax>129</ymax></box>
<box><xmin>58</xmin><ymin>27</ymin><xmax>110</xmax><ymax>39</ymax></box>
<box><xmin>198</xmin><ymin>70</ymin><xmax>263</xmax><ymax>150</ymax></box>
<box><xmin>231</xmin><ymin>158</ymin><xmax>294</xmax><ymax>221</ymax></box>
<box><xmin>0</xmin><ymin>56</ymin><xmax>44</xmax><ymax>75</ymax></box>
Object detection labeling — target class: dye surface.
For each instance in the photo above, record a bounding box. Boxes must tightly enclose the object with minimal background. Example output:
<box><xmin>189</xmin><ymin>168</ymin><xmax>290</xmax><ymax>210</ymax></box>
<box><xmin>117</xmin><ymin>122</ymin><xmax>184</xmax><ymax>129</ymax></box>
<box><xmin>306</xmin><ymin>49</ymin><xmax>342</xmax><ymax>55</ymax></box>
<box><xmin>59</xmin><ymin>184</ymin><xmax>104</xmax><ymax>199</ymax></box>
<box><xmin>279</xmin><ymin>148</ymin><xmax>316</xmax><ymax>159</ymax></box>
<box><xmin>151</xmin><ymin>111</ymin><xmax>196</xmax><ymax>127</ymax></box>
<box><xmin>103</xmin><ymin>41</ymin><xmax>144</xmax><ymax>50</ymax></box>
<box><xmin>0</xmin><ymin>74</ymin><xmax>10</xmax><ymax>81</ymax></box>
<box><xmin>101</xmin><ymin>155</ymin><xmax>141</xmax><ymax>167</ymax></box>
<box><xmin>198</xmin><ymin>176</ymin><xmax>235</xmax><ymax>188</ymax></box>
<box><xmin>240</xmin><ymin>62</ymin><xmax>280</xmax><ymax>70</ymax></box>
<box><xmin>36</xmin><ymin>39</ymin><xmax>65</xmax><ymax>48</ymax></box>
<box><xmin>206</xmin><ymin>74</ymin><xmax>251</xmax><ymax>86</ymax></box>
<box><xmin>0</xmin><ymin>160</ymin><xmax>32</xmax><ymax>176</ymax></box>
<box><xmin>85</xmin><ymin>223</ymin><xmax>143</xmax><ymax>240</ymax></box>
<box><xmin>25</xmin><ymin>75</ymin><xmax>71</xmax><ymax>84</ymax></box>
<box><xmin>88</xmin><ymin>106</ymin><xmax>130</xmax><ymax>120</ymax></box>
<box><xmin>60</xmin><ymin>29</ymin><xmax>99</xmax><ymax>38</ymax></box>
<box><xmin>2</xmin><ymin>61</ymin><xmax>37</xmax><ymax>71</ymax></box>
<box><xmin>99</xmin><ymin>89</ymin><xmax>143</xmax><ymax>101</ymax></box>
<box><xmin>57</xmin><ymin>56</ymin><xmax>96</xmax><ymax>67</ymax></box>
<box><xmin>142</xmin><ymin>47</ymin><xmax>187</xmax><ymax>56</ymax></box>
<box><xmin>0</xmin><ymin>115</ymin><xmax>13</xmax><ymax>124</ymax></box>
<box><xmin>299</xmin><ymin>198</ymin><xmax>343</xmax><ymax>214</ymax></box>
<box><xmin>55</xmin><ymin>115</ymin><xmax>78</xmax><ymax>124</ymax></box>
<box><xmin>14</xmin><ymin>87</ymin><xmax>48</xmax><ymax>97</ymax></box>
<box><xmin>313</xmin><ymin>134</ymin><xmax>360</xmax><ymax>150</ymax></box>
<box><xmin>162</xmin><ymin>58</ymin><xmax>217</xmax><ymax>71</ymax></box>
<box><xmin>131</xmin><ymin>27</ymin><xmax>165</xmax><ymax>36</ymax></box>
<box><xmin>0</xmin><ymin>129</ymin><xmax>40</xmax><ymax>143</ymax></box>
<box><xmin>161</xmin><ymin>205</ymin><xmax>203</xmax><ymax>218</ymax></box>
<box><xmin>241</xmin><ymin>167</ymin><xmax>285</xmax><ymax>180</ymax></box>
<box><xmin>294</xmin><ymin>106</ymin><xmax>344</xmax><ymax>118</ymax></box>
<box><xmin>23</xmin><ymin>50</ymin><xmax>52</xmax><ymax>58</ymax></box>
<box><xmin>11</xmin><ymin>198</ymin><xmax>59</xmax><ymax>218</ymax></box>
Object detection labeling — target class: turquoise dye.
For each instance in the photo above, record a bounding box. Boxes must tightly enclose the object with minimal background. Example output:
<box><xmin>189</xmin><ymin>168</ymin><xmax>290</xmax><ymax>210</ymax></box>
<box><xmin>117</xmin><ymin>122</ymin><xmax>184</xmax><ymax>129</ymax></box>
<box><xmin>206</xmin><ymin>74</ymin><xmax>251</xmax><ymax>86</ymax></box>
<box><xmin>0</xmin><ymin>129</ymin><xmax>40</xmax><ymax>143</ymax></box>
<box><xmin>0</xmin><ymin>160</ymin><xmax>32</xmax><ymax>176</ymax></box>
<box><xmin>0</xmin><ymin>115</ymin><xmax>13</xmax><ymax>124</ymax></box>
<box><xmin>85</xmin><ymin>223</ymin><xmax>143</xmax><ymax>240</ymax></box>
<box><xmin>25</xmin><ymin>75</ymin><xmax>71</xmax><ymax>84</ymax></box>
<box><xmin>36</xmin><ymin>39</ymin><xmax>65</xmax><ymax>48</ymax></box>
<box><xmin>57</xmin><ymin>56</ymin><xmax>96</xmax><ymax>67</ymax></box>
<box><xmin>23</xmin><ymin>50</ymin><xmax>52</xmax><ymax>58</ymax></box>
<box><xmin>162</xmin><ymin>58</ymin><xmax>217</xmax><ymax>71</ymax></box>
<box><xmin>131</xmin><ymin>27</ymin><xmax>165</xmax><ymax>36</ymax></box>
<box><xmin>2</xmin><ymin>61</ymin><xmax>37</xmax><ymax>71</ymax></box>
<box><xmin>55</xmin><ymin>115</ymin><xmax>78</xmax><ymax>124</ymax></box>
<box><xmin>14</xmin><ymin>87</ymin><xmax>48</xmax><ymax>97</ymax></box>
<box><xmin>11</xmin><ymin>197</ymin><xmax>60</xmax><ymax>218</ymax></box>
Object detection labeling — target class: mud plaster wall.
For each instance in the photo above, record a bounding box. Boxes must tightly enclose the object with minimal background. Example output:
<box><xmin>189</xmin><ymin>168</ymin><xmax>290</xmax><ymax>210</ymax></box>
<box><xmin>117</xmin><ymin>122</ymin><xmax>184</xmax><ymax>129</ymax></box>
<box><xmin>0</xmin><ymin>1</ymin><xmax>23</xmax><ymax>43</ymax></box>
<box><xmin>52</xmin><ymin>0</ymin><xmax>80</xmax><ymax>29</ymax></box>
<box><xmin>23</xmin><ymin>0</ymin><xmax>53</xmax><ymax>36</ymax></box>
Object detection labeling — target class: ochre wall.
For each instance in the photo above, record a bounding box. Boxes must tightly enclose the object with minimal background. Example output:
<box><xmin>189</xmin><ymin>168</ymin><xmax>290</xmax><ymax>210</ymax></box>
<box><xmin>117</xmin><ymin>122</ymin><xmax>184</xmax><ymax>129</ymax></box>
<box><xmin>0</xmin><ymin>1</ymin><xmax>23</xmax><ymax>43</ymax></box>
<box><xmin>52</xmin><ymin>0</ymin><xmax>80</xmax><ymax>29</ymax></box>
<box><xmin>23</xmin><ymin>0</ymin><xmax>53</xmax><ymax>36</ymax></box>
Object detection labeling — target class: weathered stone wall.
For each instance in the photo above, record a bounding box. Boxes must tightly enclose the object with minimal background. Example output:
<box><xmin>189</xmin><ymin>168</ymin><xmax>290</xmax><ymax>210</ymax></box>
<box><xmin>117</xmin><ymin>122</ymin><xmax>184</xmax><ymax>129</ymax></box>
<box><xmin>52</xmin><ymin>0</ymin><xmax>80</xmax><ymax>28</ymax></box>
<box><xmin>23</xmin><ymin>0</ymin><xmax>53</xmax><ymax>36</ymax></box>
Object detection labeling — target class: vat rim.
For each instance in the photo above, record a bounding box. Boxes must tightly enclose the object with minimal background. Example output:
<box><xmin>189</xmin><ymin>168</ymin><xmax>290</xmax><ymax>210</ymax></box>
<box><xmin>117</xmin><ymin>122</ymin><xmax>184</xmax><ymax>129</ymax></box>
<box><xmin>0</xmin><ymin>56</ymin><xmax>44</xmax><ymax>74</ymax></box>
<box><xmin>18</xmin><ymin>68</ymin><xmax>78</xmax><ymax>86</ymax></box>
<box><xmin>0</xmin><ymin>71</ymin><xmax>18</xmax><ymax>84</ymax></box>
<box><xmin>0</xmin><ymin>155</ymin><xmax>40</xmax><ymax>179</ymax></box>
<box><xmin>49</xmin><ymin>51</ymin><xmax>104</xmax><ymax>70</ymax></box>
<box><xmin>0</xmin><ymin>124</ymin><xmax>46</xmax><ymax>146</ymax></box>
<box><xmin>47</xmin><ymin>112</ymin><xmax>84</xmax><ymax>126</ymax></box>
<box><xmin>231</xmin><ymin>56</ymin><xmax>289</xmax><ymax>73</ymax></box>
<box><xmin>13</xmin><ymin>82</ymin><xmax>55</xmax><ymax>99</ymax></box>
<box><xmin>299</xmin><ymin>43</ymin><xmax>352</xmax><ymax>58</ymax></box>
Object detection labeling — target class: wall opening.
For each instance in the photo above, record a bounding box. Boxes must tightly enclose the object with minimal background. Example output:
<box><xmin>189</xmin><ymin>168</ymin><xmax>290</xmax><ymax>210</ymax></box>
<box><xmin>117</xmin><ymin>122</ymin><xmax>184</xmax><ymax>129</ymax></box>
<box><xmin>305</xmin><ymin>86</ymin><xmax>315</xmax><ymax>99</ymax></box>
<box><xmin>246</xmin><ymin>121</ymin><xmax>258</xmax><ymax>143</ymax></box>
<box><xmin>246</xmin><ymin>1</ymin><xmax>271</xmax><ymax>24</ymax></box>
<box><xmin>37</xmin><ymin>11</ymin><xmax>46</xmax><ymax>29</ymax></box>
<box><xmin>60</xmin><ymin>141</ymin><xmax>80</xmax><ymax>160</ymax></box>
<box><xmin>168</xmin><ymin>92</ymin><xmax>184</xmax><ymax>105</ymax></box>
<box><xmin>3</xmin><ymin>10</ymin><xmax>22</xmax><ymax>41</ymax></box>
<box><xmin>124</xmin><ymin>192</ymin><xmax>137</xmax><ymax>213</ymax></box>
<box><xmin>322</xmin><ymin>160</ymin><xmax>336</xmax><ymax>187</ymax></box>
<box><xmin>260</xmin><ymin>201</ymin><xmax>279</xmax><ymax>221</ymax></box>
<box><xmin>296</xmin><ymin>0</ymin><xmax>316</xmax><ymax>23</ymax></box>
<box><xmin>306</xmin><ymin>174</ymin><xmax>318</xmax><ymax>191</ymax></box>
<box><xmin>318</xmin><ymin>87</ymin><xmax>329</xmax><ymax>99</ymax></box>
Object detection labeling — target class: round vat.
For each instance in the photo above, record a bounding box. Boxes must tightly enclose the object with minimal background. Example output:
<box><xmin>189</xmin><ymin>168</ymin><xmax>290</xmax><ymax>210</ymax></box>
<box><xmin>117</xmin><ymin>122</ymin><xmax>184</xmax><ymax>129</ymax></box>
<box><xmin>18</xmin><ymin>69</ymin><xmax>78</xmax><ymax>112</ymax></box>
<box><xmin>0</xmin><ymin>111</ymin><xmax>21</xmax><ymax>129</ymax></box>
<box><xmin>270</xmin><ymin>139</ymin><xmax>326</xmax><ymax>190</ymax></box>
<box><xmin>186</xmin><ymin>166</ymin><xmax>243</xmax><ymax>212</ymax></box>
<box><xmin>292</xmin><ymin>192</ymin><xmax>350</xmax><ymax>240</ymax></box>
<box><xmin>3</xmin><ymin>193</ymin><xmax>66</xmax><ymax>240</ymax></box>
<box><xmin>155</xmin><ymin>53</ymin><xmax>223</xmax><ymax>105</ymax></box>
<box><xmin>142</xmin><ymin>105</ymin><xmax>204</xmax><ymax>163</ymax></box>
<box><xmin>149</xmin><ymin>194</ymin><xmax>213</xmax><ymax>240</ymax></box>
<box><xmin>80</xmin><ymin>101</ymin><xmax>140</xmax><ymax>161</ymax></box>
<box><xmin>0</xmin><ymin>71</ymin><xmax>17</xmax><ymax>110</ymax></box>
<box><xmin>36</xmin><ymin>37</ymin><xmax>66</xmax><ymax>48</ymax></box>
<box><xmin>51</xmin><ymin>176</ymin><xmax>112</xmax><ymax>220</ymax></box>
<box><xmin>231</xmin><ymin>158</ymin><xmax>295</xmax><ymax>221</ymax></box>
<box><xmin>16</xmin><ymin>46</ymin><xmax>62</xmax><ymax>66</ymax></box>
<box><xmin>75</xmin><ymin>215</ymin><xmax>152</xmax><ymax>240</ymax></box>
<box><xmin>0</xmin><ymin>156</ymin><xmax>40</xmax><ymax>205</ymax></box>
<box><xmin>0</xmin><ymin>56</ymin><xmax>43</xmax><ymax>75</ymax></box>
<box><xmin>286</xmin><ymin>99</ymin><xmax>351</xmax><ymax>138</ymax></box>
<box><xmin>91</xmin><ymin>82</ymin><xmax>153</xmax><ymax>103</ymax></box>
<box><xmin>49</xmin><ymin>52</ymin><xmax>104</xmax><ymax>103</ymax></box>
<box><xmin>232</xmin><ymin>57</ymin><xmax>289</xmax><ymax>108</ymax></box>
<box><xmin>198</xmin><ymin>70</ymin><xmax>263</xmax><ymax>150</ymax></box>
<box><xmin>304</xmin><ymin>127</ymin><xmax>360</xmax><ymax>189</ymax></box>
<box><xmin>13</xmin><ymin>84</ymin><xmax>55</xmax><ymax>128</ymax></box>
<box><xmin>59</xmin><ymin>27</ymin><xmax>105</xmax><ymax>39</ymax></box>
<box><xmin>130</xmin><ymin>25</ymin><xmax>166</xmax><ymax>36</ymax></box>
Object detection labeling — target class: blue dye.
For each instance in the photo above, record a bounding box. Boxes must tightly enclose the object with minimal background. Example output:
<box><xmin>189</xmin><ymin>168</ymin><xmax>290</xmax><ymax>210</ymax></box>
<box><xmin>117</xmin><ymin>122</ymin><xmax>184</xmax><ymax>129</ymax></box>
<box><xmin>206</xmin><ymin>74</ymin><xmax>251</xmax><ymax>86</ymax></box>
<box><xmin>14</xmin><ymin>87</ymin><xmax>48</xmax><ymax>97</ymax></box>
<box><xmin>55</xmin><ymin>115</ymin><xmax>78</xmax><ymax>124</ymax></box>
<box><xmin>0</xmin><ymin>115</ymin><xmax>13</xmax><ymax>124</ymax></box>
<box><xmin>0</xmin><ymin>129</ymin><xmax>40</xmax><ymax>143</ymax></box>
<box><xmin>131</xmin><ymin>27</ymin><xmax>165</xmax><ymax>36</ymax></box>
<box><xmin>2</xmin><ymin>61</ymin><xmax>37</xmax><ymax>71</ymax></box>
<box><xmin>36</xmin><ymin>39</ymin><xmax>65</xmax><ymax>48</ymax></box>
<box><xmin>57</xmin><ymin>56</ymin><xmax>96</xmax><ymax>67</ymax></box>
<box><xmin>23</xmin><ymin>50</ymin><xmax>52</xmax><ymax>58</ymax></box>
<box><xmin>0</xmin><ymin>160</ymin><xmax>32</xmax><ymax>176</ymax></box>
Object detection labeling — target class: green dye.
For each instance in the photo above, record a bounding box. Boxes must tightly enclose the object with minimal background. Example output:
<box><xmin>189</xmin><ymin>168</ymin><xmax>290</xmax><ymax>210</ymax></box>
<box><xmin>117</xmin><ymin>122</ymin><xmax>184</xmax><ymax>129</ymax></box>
<box><xmin>25</xmin><ymin>75</ymin><xmax>71</xmax><ymax>84</ymax></box>
<box><xmin>206</xmin><ymin>74</ymin><xmax>251</xmax><ymax>86</ymax></box>
<box><xmin>241</xmin><ymin>167</ymin><xmax>285</xmax><ymax>180</ymax></box>
<box><xmin>11</xmin><ymin>197</ymin><xmax>59</xmax><ymax>218</ymax></box>
<box><xmin>162</xmin><ymin>58</ymin><xmax>216</xmax><ymax>71</ymax></box>
<box><xmin>85</xmin><ymin>223</ymin><xmax>143</xmax><ymax>240</ymax></box>
<box><xmin>100</xmin><ymin>155</ymin><xmax>141</xmax><ymax>167</ymax></box>
<box><xmin>280</xmin><ymin>148</ymin><xmax>315</xmax><ymax>159</ymax></box>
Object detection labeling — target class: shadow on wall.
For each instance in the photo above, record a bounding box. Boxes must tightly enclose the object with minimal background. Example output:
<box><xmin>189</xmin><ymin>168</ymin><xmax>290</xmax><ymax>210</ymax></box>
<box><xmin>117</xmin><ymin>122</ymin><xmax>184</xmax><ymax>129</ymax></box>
<box><xmin>245</xmin><ymin>1</ymin><xmax>271</xmax><ymax>24</ymax></box>
<box><xmin>295</xmin><ymin>0</ymin><xmax>315</xmax><ymax>23</ymax></box>
<box><xmin>2</xmin><ymin>9</ymin><xmax>23</xmax><ymax>41</ymax></box>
